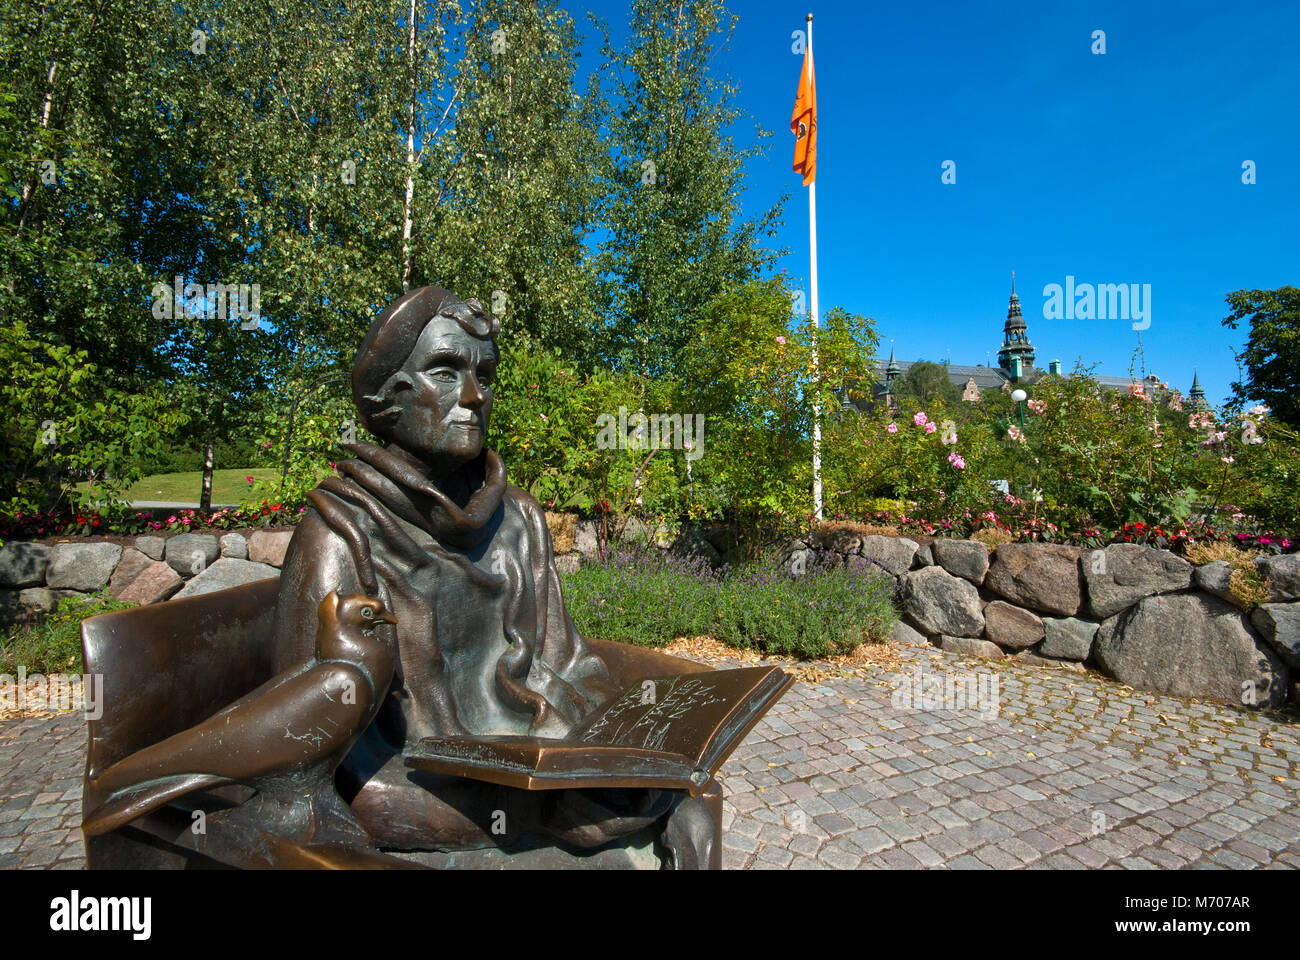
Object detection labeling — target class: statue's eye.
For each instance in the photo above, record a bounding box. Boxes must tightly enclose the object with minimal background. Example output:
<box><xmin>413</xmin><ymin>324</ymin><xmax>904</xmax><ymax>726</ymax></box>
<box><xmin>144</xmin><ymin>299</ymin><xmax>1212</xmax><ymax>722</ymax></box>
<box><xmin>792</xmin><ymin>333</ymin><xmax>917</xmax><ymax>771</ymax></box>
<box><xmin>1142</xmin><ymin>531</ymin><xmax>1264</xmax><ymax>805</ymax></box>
<box><xmin>361</xmin><ymin>606</ymin><xmax>375</xmax><ymax>619</ymax></box>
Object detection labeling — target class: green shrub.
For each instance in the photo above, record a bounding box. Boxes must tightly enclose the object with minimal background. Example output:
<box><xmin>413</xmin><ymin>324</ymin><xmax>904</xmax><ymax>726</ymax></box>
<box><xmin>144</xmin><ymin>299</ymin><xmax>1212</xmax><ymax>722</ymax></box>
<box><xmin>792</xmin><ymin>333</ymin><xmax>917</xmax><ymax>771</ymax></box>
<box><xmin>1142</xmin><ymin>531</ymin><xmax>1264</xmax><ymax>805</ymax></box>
<box><xmin>1</xmin><ymin>593</ymin><xmax>135</xmax><ymax>675</ymax></box>
<box><xmin>559</xmin><ymin>549</ymin><xmax>716</xmax><ymax>647</ymax></box>
<box><xmin>712</xmin><ymin>558</ymin><xmax>897</xmax><ymax>658</ymax></box>
<box><xmin>560</xmin><ymin>547</ymin><xmax>897</xmax><ymax>659</ymax></box>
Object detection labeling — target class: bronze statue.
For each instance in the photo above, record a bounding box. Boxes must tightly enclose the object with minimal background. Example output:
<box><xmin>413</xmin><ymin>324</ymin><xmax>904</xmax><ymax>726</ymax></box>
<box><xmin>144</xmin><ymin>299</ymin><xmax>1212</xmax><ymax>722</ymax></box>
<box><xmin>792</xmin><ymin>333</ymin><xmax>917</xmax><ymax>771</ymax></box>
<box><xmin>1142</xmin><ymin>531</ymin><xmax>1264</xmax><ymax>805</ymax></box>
<box><xmin>81</xmin><ymin>285</ymin><xmax>790</xmax><ymax>869</ymax></box>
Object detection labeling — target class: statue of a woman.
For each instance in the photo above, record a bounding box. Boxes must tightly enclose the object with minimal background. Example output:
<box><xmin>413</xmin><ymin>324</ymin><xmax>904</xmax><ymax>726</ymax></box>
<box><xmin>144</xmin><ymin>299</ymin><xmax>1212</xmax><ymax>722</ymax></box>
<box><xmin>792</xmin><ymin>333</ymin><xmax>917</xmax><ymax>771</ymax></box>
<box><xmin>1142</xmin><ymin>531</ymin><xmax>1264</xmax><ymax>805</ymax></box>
<box><xmin>270</xmin><ymin>285</ymin><xmax>712</xmax><ymax>862</ymax></box>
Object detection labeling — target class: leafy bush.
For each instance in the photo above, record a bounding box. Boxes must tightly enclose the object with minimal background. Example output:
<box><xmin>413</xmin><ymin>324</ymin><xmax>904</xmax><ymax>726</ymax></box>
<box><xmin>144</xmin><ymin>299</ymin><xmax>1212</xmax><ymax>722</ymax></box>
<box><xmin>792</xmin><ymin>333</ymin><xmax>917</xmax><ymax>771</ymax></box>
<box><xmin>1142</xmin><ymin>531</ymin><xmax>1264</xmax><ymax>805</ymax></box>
<box><xmin>0</xmin><ymin>321</ymin><xmax>188</xmax><ymax>517</ymax></box>
<box><xmin>676</xmin><ymin>279</ymin><xmax>880</xmax><ymax>541</ymax></box>
<box><xmin>559</xmin><ymin>549</ymin><xmax>718</xmax><ymax>646</ymax></box>
<box><xmin>822</xmin><ymin>364</ymin><xmax>1300</xmax><ymax>550</ymax></box>
<box><xmin>711</xmin><ymin>556</ymin><xmax>897</xmax><ymax>658</ymax></box>
<box><xmin>559</xmin><ymin>546</ymin><xmax>897</xmax><ymax>659</ymax></box>
<box><xmin>239</xmin><ymin>374</ymin><xmax>360</xmax><ymax>512</ymax></box>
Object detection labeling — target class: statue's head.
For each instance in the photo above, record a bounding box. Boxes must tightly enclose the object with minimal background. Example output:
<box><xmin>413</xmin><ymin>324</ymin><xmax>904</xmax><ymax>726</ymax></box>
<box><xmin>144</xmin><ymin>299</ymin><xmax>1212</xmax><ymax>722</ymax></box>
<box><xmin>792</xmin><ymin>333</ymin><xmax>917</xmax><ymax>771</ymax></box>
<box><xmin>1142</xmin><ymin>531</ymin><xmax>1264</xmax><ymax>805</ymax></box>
<box><xmin>352</xmin><ymin>285</ymin><xmax>501</xmax><ymax>467</ymax></box>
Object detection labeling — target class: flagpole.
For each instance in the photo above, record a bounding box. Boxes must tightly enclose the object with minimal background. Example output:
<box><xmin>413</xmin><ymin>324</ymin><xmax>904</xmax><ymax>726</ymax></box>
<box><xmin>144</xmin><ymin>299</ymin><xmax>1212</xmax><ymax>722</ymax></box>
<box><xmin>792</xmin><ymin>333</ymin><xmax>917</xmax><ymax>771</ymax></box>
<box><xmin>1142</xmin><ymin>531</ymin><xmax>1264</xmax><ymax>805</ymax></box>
<box><xmin>807</xmin><ymin>11</ymin><xmax>823</xmax><ymax>522</ymax></box>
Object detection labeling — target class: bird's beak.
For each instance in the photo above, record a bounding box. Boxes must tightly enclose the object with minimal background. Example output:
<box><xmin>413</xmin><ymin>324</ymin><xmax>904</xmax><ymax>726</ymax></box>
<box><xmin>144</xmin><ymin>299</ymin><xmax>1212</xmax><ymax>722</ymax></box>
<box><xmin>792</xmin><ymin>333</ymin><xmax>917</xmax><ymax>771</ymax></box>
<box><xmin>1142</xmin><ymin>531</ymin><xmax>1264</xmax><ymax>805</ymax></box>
<box><xmin>375</xmin><ymin>611</ymin><xmax>398</xmax><ymax>625</ymax></box>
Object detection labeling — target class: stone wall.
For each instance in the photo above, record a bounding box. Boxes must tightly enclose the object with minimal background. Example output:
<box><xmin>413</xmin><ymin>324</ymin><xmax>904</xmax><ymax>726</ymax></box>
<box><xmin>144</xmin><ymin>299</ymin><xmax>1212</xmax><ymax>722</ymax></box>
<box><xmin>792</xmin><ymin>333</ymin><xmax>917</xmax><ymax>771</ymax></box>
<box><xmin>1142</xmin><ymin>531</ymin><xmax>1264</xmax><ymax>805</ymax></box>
<box><xmin>0</xmin><ymin>530</ymin><xmax>295</xmax><ymax>625</ymax></box>
<box><xmin>783</xmin><ymin>532</ymin><xmax>1299</xmax><ymax>709</ymax></box>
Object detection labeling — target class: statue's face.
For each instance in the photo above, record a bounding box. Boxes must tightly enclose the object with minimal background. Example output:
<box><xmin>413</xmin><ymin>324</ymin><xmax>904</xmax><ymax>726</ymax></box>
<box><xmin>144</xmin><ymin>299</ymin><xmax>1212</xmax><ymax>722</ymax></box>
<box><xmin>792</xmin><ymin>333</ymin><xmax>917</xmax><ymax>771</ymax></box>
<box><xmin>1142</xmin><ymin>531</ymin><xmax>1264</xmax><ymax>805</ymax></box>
<box><xmin>386</xmin><ymin>314</ymin><xmax>497</xmax><ymax>466</ymax></box>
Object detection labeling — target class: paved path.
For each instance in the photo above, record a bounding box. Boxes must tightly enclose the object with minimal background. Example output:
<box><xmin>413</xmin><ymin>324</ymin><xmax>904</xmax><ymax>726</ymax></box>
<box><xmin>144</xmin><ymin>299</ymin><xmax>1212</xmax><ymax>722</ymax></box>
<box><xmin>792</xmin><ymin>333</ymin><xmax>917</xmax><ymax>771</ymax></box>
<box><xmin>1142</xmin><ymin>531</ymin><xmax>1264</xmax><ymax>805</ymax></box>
<box><xmin>2</xmin><ymin>635</ymin><xmax>1298</xmax><ymax>869</ymax></box>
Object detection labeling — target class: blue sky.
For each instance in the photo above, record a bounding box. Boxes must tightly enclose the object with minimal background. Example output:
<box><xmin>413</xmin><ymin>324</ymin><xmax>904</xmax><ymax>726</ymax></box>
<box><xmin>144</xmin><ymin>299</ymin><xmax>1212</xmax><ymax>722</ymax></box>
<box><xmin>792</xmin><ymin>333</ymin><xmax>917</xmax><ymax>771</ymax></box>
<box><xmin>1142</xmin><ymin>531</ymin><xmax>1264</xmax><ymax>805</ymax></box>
<box><xmin>567</xmin><ymin>0</ymin><xmax>1299</xmax><ymax>406</ymax></box>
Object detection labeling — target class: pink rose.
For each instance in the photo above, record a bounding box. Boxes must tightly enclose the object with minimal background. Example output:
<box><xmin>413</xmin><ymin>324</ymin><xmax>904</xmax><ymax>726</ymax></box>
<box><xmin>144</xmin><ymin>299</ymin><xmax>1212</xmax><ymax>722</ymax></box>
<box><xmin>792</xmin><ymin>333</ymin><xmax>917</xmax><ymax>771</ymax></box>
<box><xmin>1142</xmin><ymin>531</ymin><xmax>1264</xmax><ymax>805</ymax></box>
<box><xmin>886</xmin><ymin>422</ymin><xmax>898</xmax><ymax>434</ymax></box>
<box><xmin>924</xmin><ymin>422</ymin><xmax>936</xmax><ymax>434</ymax></box>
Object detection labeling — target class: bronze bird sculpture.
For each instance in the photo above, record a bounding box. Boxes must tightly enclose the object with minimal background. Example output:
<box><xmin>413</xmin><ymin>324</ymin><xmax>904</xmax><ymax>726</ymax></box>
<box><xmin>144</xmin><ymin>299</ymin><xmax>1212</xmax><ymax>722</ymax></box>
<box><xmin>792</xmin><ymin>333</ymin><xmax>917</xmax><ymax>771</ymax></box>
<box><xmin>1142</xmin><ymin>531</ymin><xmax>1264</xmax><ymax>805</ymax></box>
<box><xmin>82</xmin><ymin>592</ymin><xmax>397</xmax><ymax>845</ymax></box>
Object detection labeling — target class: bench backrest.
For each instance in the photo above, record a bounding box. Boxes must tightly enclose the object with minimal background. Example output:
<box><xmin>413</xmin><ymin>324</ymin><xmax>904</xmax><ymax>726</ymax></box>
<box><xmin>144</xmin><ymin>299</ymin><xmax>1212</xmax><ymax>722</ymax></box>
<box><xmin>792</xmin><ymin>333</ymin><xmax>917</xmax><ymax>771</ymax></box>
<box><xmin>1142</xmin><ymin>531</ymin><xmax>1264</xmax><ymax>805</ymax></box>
<box><xmin>80</xmin><ymin>578</ymin><xmax>280</xmax><ymax>779</ymax></box>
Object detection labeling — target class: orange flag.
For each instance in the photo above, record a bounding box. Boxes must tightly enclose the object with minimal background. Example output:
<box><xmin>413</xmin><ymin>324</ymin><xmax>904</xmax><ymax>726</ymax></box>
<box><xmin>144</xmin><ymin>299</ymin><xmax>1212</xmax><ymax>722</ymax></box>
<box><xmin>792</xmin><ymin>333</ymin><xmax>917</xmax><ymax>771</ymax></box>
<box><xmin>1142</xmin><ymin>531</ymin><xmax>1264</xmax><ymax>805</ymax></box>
<box><xmin>790</xmin><ymin>44</ymin><xmax>817</xmax><ymax>185</ymax></box>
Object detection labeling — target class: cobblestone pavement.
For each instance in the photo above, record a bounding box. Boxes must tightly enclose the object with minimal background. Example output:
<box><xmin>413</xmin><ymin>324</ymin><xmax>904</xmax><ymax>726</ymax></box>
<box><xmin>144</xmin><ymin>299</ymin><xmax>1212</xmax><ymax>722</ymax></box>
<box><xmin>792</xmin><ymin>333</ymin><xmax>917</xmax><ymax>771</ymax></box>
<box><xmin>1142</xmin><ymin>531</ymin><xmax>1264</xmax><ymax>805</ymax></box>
<box><xmin>2</xmin><ymin>634</ymin><xmax>1298</xmax><ymax>870</ymax></box>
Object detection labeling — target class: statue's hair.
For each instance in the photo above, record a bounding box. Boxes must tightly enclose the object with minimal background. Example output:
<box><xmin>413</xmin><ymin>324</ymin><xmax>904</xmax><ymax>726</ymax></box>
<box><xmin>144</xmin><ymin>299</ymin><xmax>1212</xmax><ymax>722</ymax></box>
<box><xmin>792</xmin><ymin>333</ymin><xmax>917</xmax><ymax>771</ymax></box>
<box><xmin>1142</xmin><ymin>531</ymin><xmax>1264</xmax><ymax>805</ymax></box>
<box><xmin>352</xmin><ymin>286</ymin><xmax>501</xmax><ymax>436</ymax></box>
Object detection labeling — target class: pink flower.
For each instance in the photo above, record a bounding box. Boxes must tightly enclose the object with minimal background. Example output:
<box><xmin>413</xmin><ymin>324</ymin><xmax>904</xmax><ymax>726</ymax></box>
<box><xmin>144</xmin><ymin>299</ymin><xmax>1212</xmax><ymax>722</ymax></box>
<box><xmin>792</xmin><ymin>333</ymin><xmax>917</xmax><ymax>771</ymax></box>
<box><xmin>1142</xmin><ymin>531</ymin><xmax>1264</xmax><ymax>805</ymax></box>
<box><xmin>776</xmin><ymin>336</ymin><xmax>787</xmax><ymax>346</ymax></box>
<box><xmin>540</xmin><ymin>414</ymin><xmax>548</xmax><ymax>421</ymax></box>
<box><xmin>886</xmin><ymin>422</ymin><xmax>898</xmax><ymax>434</ymax></box>
<box><xmin>245</xmin><ymin>475</ymin><xmax>254</xmax><ymax>484</ymax></box>
<box><xmin>947</xmin><ymin>451</ymin><xmax>966</xmax><ymax>469</ymax></box>
<box><xmin>1028</xmin><ymin>399</ymin><xmax>1047</xmax><ymax>415</ymax></box>
<box><xmin>924</xmin><ymin>421</ymin><xmax>936</xmax><ymax>434</ymax></box>
<box><xmin>1008</xmin><ymin>426</ymin><xmax>1024</xmax><ymax>443</ymax></box>
<box><xmin>913</xmin><ymin>411</ymin><xmax>928</xmax><ymax>427</ymax></box>
<box><xmin>167</xmin><ymin>515</ymin><xmax>177</xmax><ymax>523</ymax></box>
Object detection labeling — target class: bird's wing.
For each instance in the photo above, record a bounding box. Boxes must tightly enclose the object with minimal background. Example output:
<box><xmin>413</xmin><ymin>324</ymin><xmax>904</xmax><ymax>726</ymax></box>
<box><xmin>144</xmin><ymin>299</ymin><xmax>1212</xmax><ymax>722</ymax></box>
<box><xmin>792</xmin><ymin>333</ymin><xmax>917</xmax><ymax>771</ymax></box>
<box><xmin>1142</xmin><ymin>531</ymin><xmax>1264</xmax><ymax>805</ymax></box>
<box><xmin>82</xmin><ymin>772</ymin><xmax>234</xmax><ymax>836</ymax></box>
<box><xmin>84</xmin><ymin>662</ymin><xmax>377</xmax><ymax>836</ymax></box>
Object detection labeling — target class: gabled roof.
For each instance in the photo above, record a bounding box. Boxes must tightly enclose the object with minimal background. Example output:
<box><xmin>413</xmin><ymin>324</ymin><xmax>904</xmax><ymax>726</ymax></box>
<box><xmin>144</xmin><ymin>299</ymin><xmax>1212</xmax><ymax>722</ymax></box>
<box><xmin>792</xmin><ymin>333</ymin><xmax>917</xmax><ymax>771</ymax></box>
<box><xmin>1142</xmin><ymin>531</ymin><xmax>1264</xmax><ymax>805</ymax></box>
<box><xmin>871</xmin><ymin>359</ymin><xmax>1011</xmax><ymax>391</ymax></box>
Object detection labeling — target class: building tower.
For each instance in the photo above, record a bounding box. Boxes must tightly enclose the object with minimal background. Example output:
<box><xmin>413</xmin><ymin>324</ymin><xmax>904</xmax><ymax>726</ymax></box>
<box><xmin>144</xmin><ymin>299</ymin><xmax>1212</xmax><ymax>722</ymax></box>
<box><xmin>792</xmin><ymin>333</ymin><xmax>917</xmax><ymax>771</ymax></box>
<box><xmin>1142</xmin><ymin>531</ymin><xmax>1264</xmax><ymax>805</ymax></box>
<box><xmin>997</xmin><ymin>270</ymin><xmax>1036</xmax><ymax>380</ymax></box>
<box><xmin>1189</xmin><ymin>370</ymin><xmax>1205</xmax><ymax>406</ymax></box>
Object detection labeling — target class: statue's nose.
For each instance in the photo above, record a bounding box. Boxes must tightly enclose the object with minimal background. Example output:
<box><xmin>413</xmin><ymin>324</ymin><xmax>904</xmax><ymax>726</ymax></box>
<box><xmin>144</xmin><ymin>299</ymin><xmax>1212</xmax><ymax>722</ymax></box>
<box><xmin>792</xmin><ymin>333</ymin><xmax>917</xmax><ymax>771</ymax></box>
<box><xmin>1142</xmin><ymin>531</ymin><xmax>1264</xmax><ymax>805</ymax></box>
<box><xmin>461</xmin><ymin>372</ymin><xmax>488</xmax><ymax>407</ymax></box>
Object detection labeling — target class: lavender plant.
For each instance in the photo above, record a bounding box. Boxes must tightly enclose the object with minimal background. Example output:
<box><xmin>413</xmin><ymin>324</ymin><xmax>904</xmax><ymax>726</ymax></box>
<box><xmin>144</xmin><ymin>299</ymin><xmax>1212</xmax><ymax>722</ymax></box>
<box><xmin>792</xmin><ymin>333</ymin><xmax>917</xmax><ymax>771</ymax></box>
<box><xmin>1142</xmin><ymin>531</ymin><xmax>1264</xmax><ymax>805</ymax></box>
<box><xmin>560</xmin><ymin>545</ymin><xmax>897</xmax><ymax>659</ymax></box>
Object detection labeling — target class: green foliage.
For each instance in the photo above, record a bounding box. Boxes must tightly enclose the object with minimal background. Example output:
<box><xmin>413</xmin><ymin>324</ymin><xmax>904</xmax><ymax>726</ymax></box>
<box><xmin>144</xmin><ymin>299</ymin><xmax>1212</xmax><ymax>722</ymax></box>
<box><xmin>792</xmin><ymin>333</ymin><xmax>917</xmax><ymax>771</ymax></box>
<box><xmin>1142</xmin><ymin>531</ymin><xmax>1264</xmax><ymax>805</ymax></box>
<box><xmin>0</xmin><ymin>321</ymin><xmax>187</xmax><ymax>516</ymax></box>
<box><xmin>678</xmin><ymin>278</ymin><xmax>879</xmax><ymax>541</ymax></box>
<box><xmin>431</xmin><ymin>0</ymin><xmax>604</xmax><ymax>356</ymax></box>
<box><xmin>559</xmin><ymin>548</ymin><xmax>897</xmax><ymax>659</ymax></box>
<box><xmin>591</xmin><ymin>0</ymin><xmax>784</xmax><ymax>374</ymax></box>
<box><xmin>240</xmin><ymin>374</ymin><xmax>361</xmax><ymax>511</ymax></box>
<box><xmin>893</xmin><ymin>360</ymin><xmax>964</xmax><ymax>409</ymax></box>
<box><xmin>487</xmin><ymin>333</ymin><xmax>686</xmax><ymax>526</ymax></box>
<box><xmin>823</xmin><ymin>363</ymin><xmax>1300</xmax><ymax>543</ymax></box>
<box><xmin>1222</xmin><ymin>286</ymin><xmax>1300</xmax><ymax>429</ymax></box>
<box><xmin>488</xmin><ymin>334</ymin><xmax>597</xmax><ymax>509</ymax></box>
<box><xmin>559</xmin><ymin>550</ymin><xmax>718</xmax><ymax>647</ymax></box>
<box><xmin>824</xmin><ymin>397</ymin><xmax>1001</xmax><ymax>529</ymax></box>
<box><xmin>2</xmin><ymin>593</ymin><xmax>136</xmax><ymax>675</ymax></box>
<box><xmin>711</xmin><ymin>562</ymin><xmax>898</xmax><ymax>659</ymax></box>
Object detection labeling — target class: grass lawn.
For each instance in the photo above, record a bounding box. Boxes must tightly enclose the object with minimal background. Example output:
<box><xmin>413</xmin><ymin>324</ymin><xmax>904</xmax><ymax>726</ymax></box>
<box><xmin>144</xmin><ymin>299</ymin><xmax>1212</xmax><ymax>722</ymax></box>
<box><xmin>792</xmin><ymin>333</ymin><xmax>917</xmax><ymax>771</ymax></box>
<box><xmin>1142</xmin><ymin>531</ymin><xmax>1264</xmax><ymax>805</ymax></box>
<box><xmin>79</xmin><ymin>468</ymin><xmax>282</xmax><ymax>504</ymax></box>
